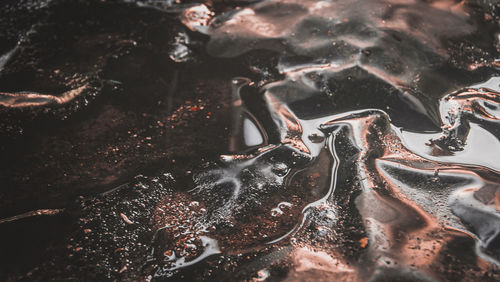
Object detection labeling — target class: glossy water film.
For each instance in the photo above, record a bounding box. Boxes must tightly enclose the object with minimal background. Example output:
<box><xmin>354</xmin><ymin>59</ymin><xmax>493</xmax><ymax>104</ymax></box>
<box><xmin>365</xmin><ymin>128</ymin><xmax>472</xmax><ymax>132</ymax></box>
<box><xmin>0</xmin><ymin>0</ymin><xmax>500</xmax><ymax>281</ymax></box>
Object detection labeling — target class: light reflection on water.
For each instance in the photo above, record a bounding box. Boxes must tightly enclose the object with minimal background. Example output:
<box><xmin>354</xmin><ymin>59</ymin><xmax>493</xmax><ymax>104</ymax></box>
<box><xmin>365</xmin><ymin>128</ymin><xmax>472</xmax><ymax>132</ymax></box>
<box><xmin>149</xmin><ymin>0</ymin><xmax>500</xmax><ymax>280</ymax></box>
<box><xmin>0</xmin><ymin>0</ymin><xmax>500</xmax><ymax>280</ymax></box>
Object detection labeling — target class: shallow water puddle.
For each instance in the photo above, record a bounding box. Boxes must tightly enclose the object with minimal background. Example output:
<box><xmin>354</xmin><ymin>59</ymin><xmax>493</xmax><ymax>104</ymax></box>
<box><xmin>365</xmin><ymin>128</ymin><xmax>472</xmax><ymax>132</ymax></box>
<box><xmin>0</xmin><ymin>0</ymin><xmax>500</xmax><ymax>281</ymax></box>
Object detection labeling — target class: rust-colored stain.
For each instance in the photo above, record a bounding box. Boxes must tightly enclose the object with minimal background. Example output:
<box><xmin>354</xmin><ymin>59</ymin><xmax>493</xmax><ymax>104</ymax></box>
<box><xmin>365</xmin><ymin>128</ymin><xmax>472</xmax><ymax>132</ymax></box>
<box><xmin>360</xmin><ymin>237</ymin><xmax>369</xmax><ymax>248</ymax></box>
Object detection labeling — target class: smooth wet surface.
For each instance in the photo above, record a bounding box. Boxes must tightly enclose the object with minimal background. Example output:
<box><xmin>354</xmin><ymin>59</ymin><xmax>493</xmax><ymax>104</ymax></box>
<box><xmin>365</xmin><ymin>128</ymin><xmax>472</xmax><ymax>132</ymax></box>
<box><xmin>0</xmin><ymin>0</ymin><xmax>500</xmax><ymax>281</ymax></box>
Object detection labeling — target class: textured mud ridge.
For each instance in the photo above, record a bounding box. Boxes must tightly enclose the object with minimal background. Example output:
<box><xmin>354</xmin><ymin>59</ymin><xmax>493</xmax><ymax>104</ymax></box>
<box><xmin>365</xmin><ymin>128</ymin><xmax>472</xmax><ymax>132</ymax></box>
<box><xmin>1</xmin><ymin>0</ymin><xmax>500</xmax><ymax>281</ymax></box>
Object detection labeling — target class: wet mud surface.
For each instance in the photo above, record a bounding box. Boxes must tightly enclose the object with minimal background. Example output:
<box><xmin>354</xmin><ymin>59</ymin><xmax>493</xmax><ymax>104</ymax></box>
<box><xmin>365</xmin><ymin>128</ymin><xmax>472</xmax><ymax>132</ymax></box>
<box><xmin>1</xmin><ymin>0</ymin><xmax>500</xmax><ymax>281</ymax></box>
